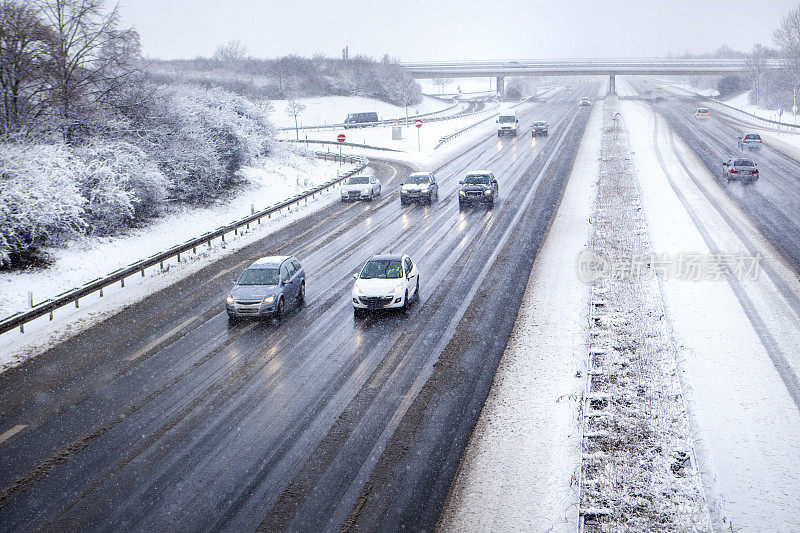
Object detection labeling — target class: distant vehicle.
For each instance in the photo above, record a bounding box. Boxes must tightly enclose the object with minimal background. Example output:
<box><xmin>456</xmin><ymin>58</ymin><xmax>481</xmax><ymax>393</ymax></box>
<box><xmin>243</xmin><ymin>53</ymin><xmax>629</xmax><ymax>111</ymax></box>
<box><xmin>654</xmin><ymin>96</ymin><xmax>667</xmax><ymax>103</ymax></box>
<box><xmin>401</xmin><ymin>172</ymin><xmax>438</xmax><ymax>204</ymax></box>
<box><xmin>579</xmin><ymin>97</ymin><xmax>591</xmax><ymax>107</ymax></box>
<box><xmin>341</xmin><ymin>172</ymin><xmax>381</xmax><ymax>201</ymax></box>
<box><xmin>344</xmin><ymin>112</ymin><xmax>380</xmax><ymax>128</ymax></box>
<box><xmin>459</xmin><ymin>170</ymin><xmax>498</xmax><ymax>209</ymax></box>
<box><xmin>722</xmin><ymin>158</ymin><xmax>759</xmax><ymax>181</ymax></box>
<box><xmin>531</xmin><ymin>121</ymin><xmax>549</xmax><ymax>136</ymax></box>
<box><xmin>497</xmin><ymin>112</ymin><xmax>519</xmax><ymax>136</ymax></box>
<box><xmin>738</xmin><ymin>133</ymin><xmax>762</xmax><ymax>150</ymax></box>
<box><xmin>352</xmin><ymin>253</ymin><xmax>419</xmax><ymax>316</ymax></box>
<box><xmin>695</xmin><ymin>107</ymin><xmax>710</xmax><ymax>118</ymax></box>
<box><xmin>226</xmin><ymin>256</ymin><xmax>305</xmax><ymax>322</ymax></box>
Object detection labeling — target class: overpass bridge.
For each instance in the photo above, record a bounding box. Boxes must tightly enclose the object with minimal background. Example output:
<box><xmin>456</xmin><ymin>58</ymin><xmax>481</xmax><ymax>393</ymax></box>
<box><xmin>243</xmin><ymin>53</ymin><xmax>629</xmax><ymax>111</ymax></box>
<box><xmin>402</xmin><ymin>58</ymin><xmax>784</xmax><ymax>95</ymax></box>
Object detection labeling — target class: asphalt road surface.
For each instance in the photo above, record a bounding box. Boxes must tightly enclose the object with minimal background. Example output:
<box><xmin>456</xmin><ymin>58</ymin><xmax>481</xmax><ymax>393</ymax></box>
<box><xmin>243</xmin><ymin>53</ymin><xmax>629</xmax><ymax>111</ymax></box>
<box><xmin>0</xmin><ymin>85</ymin><xmax>596</xmax><ymax>532</ymax></box>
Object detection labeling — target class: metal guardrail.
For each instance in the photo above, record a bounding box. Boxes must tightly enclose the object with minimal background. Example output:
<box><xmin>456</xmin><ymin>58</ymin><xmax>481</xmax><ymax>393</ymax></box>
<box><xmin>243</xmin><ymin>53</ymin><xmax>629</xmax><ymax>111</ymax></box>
<box><xmin>279</xmin><ymin>100</ymin><xmax>463</xmax><ymax>132</ymax></box>
<box><xmin>278</xmin><ymin>96</ymin><xmax>498</xmax><ymax>133</ymax></box>
<box><xmin>277</xmin><ymin>138</ymin><xmax>402</xmax><ymax>152</ymax></box>
<box><xmin>0</xmin><ymin>152</ymin><xmax>368</xmax><ymax>335</ymax></box>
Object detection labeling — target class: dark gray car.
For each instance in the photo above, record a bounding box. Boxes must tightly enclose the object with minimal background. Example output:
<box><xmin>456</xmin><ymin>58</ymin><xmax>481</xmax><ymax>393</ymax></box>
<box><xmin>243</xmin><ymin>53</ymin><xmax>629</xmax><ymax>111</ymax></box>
<box><xmin>226</xmin><ymin>255</ymin><xmax>305</xmax><ymax>322</ymax></box>
<box><xmin>458</xmin><ymin>170</ymin><xmax>498</xmax><ymax>209</ymax></box>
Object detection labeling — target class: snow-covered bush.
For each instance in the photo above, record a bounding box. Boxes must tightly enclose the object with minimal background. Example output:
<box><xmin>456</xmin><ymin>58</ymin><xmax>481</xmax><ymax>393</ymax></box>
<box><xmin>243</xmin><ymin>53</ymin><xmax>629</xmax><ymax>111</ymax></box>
<box><xmin>0</xmin><ymin>144</ymin><xmax>86</xmax><ymax>266</ymax></box>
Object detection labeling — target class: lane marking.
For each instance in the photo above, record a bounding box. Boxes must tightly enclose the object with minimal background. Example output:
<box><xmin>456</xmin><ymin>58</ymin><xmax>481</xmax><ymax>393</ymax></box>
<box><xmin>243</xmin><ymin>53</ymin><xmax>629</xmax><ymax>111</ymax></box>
<box><xmin>125</xmin><ymin>317</ymin><xmax>196</xmax><ymax>361</ymax></box>
<box><xmin>0</xmin><ymin>424</ymin><xmax>27</xmax><ymax>445</ymax></box>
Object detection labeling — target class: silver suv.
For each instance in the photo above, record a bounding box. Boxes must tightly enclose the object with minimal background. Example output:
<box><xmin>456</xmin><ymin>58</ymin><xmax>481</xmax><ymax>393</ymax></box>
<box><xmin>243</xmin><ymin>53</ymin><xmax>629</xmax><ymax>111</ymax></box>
<box><xmin>738</xmin><ymin>133</ymin><xmax>762</xmax><ymax>150</ymax></box>
<box><xmin>226</xmin><ymin>256</ymin><xmax>305</xmax><ymax>322</ymax></box>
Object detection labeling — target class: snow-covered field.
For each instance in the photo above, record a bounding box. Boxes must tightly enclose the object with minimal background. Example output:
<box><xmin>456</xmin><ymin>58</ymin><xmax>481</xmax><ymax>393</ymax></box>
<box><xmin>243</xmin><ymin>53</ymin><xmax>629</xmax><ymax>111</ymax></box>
<box><xmin>0</xmin><ymin>149</ymin><xmax>355</xmax><ymax>371</ymax></box>
<box><xmin>439</xmin><ymin>96</ymin><xmax>601</xmax><ymax>532</ymax></box>
<box><xmin>268</xmin><ymin>94</ymin><xmax>455</xmax><ymax>129</ymax></box>
<box><xmin>723</xmin><ymin>90</ymin><xmax>798</xmax><ymax>124</ymax></box>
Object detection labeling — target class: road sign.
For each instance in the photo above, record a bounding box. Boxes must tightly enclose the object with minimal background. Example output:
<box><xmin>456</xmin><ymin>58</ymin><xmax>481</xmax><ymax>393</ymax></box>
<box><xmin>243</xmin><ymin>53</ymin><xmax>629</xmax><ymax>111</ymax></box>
<box><xmin>415</xmin><ymin>120</ymin><xmax>423</xmax><ymax>128</ymax></box>
<box><xmin>337</xmin><ymin>134</ymin><xmax>346</xmax><ymax>143</ymax></box>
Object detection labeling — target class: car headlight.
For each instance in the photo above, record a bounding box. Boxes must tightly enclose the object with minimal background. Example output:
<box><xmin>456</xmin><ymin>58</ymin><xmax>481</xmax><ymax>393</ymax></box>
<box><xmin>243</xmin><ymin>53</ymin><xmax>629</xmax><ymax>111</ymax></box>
<box><xmin>421</xmin><ymin>187</ymin><xmax>429</xmax><ymax>193</ymax></box>
<box><xmin>353</xmin><ymin>285</ymin><xmax>363</xmax><ymax>295</ymax></box>
<box><xmin>459</xmin><ymin>190</ymin><xmax>466</xmax><ymax>197</ymax></box>
<box><xmin>393</xmin><ymin>283</ymin><xmax>404</xmax><ymax>294</ymax></box>
<box><xmin>484</xmin><ymin>189</ymin><xmax>493</xmax><ymax>195</ymax></box>
<box><xmin>226</xmin><ymin>295</ymin><xmax>234</xmax><ymax>304</ymax></box>
<box><xmin>263</xmin><ymin>295</ymin><xmax>275</xmax><ymax>304</ymax></box>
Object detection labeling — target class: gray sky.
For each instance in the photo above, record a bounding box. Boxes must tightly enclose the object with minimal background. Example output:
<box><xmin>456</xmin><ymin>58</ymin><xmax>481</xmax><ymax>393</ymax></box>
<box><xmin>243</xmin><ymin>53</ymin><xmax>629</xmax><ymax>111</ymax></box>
<box><xmin>118</xmin><ymin>0</ymin><xmax>797</xmax><ymax>60</ymax></box>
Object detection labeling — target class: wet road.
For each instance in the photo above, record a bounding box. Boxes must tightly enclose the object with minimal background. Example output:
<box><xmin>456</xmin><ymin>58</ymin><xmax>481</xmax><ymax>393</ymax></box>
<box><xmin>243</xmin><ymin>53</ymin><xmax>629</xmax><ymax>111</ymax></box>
<box><xmin>643</xmin><ymin>87</ymin><xmax>800</xmax><ymax>272</ymax></box>
<box><xmin>0</xmin><ymin>85</ymin><xmax>596</xmax><ymax>532</ymax></box>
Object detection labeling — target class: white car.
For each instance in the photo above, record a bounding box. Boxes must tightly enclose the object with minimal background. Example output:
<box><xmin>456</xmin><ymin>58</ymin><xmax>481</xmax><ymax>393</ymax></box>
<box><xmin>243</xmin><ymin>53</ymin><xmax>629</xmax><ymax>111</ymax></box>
<box><xmin>352</xmin><ymin>253</ymin><xmax>419</xmax><ymax>316</ymax></box>
<box><xmin>496</xmin><ymin>113</ymin><xmax>518</xmax><ymax>136</ymax></box>
<box><xmin>341</xmin><ymin>172</ymin><xmax>381</xmax><ymax>201</ymax></box>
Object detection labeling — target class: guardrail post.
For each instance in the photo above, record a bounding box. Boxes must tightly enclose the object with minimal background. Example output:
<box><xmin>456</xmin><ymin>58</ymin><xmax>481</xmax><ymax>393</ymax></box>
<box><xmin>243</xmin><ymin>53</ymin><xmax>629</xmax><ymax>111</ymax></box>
<box><xmin>160</xmin><ymin>261</ymin><xmax>164</xmax><ymax>270</ymax></box>
<box><xmin>141</xmin><ymin>268</ymin><xmax>145</xmax><ymax>277</ymax></box>
<box><xmin>100</xmin><ymin>288</ymin><xmax>103</xmax><ymax>297</ymax></box>
<box><xmin>177</xmin><ymin>253</ymin><xmax>181</xmax><ymax>262</ymax></box>
<box><xmin>75</xmin><ymin>298</ymin><xmax>79</xmax><ymax>308</ymax></box>
<box><xmin>28</xmin><ymin>291</ymin><xmax>33</xmax><ymax>308</ymax></box>
<box><xmin>49</xmin><ymin>311</ymin><xmax>53</xmax><ymax>320</ymax></box>
<box><xmin>19</xmin><ymin>323</ymin><xmax>23</xmax><ymax>333</ymax></box>
<box><xmin>121</xmin><ymin>278</ymin><xmax>125</xmax><ymax>288</ymax></box>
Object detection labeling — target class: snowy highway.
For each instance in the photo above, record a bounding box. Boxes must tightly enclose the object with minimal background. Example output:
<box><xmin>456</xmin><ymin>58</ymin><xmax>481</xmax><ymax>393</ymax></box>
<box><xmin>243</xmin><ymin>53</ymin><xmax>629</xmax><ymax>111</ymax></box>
<box><xmin>0</xmin><ymin>86</ymin><xmax>597</xmax><ymax>531</ymax></box>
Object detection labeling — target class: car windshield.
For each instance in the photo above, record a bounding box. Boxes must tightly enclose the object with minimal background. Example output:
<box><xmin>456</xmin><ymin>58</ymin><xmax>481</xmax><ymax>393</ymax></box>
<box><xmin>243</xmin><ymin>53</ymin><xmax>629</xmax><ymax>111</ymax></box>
<box><xmin>347</xmin><ymin>176</ymin><xmax>370</xmax><ymax>185</ymax></box>
<box><xmin>745</xmin><ymin>134</ymin><xmax>760</xmax><ymax>140</ymax></box>
<box><xmin>238</xmin><ymin>268</ymin><xmax>279</xmax><ymax>286</ymax></box>
<box><xmin>360</xmin><ymin>259</ymin><xmax>403</xmax><ymax>279</ymax></box>
<box><xmin>498</xmin><ymin>116</ymin><xmax>516</xmax><ymax>123</ymax></box>
<box><xmin>534</xmin><ymin>122</ymin><xmax>546</xmax><ymax>126</ymax></box>
<box><xmin>697</xmin><ymin>109</ymin><xmax>709</xmax><ymax>113</ymax></box>
<box><xmin>405</xmin><ymin>175</ymin><xmax>431</xmax><ymax>185</ymax></box>
<box><xmin>734</xmin><ymin>160</ymin><xmax>755</xmax><ymax>166</ymax></box>
<box><xmin>464</xmin><ymin>174</ymin><xmax>490</xmax><ymax>184</ymax></box>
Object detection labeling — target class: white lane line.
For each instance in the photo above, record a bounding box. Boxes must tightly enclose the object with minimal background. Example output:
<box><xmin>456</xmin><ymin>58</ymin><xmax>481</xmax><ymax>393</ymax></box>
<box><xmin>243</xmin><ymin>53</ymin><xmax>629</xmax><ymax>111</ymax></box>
<box><xmin>0</xmin><ymin>424</ymin><xmax>27</xmax><ymax>445</ymax></box>
<box><xmin>125</xmin><ymin>317</ymin><xmax>196</xmax><ymax>361</ymax></box>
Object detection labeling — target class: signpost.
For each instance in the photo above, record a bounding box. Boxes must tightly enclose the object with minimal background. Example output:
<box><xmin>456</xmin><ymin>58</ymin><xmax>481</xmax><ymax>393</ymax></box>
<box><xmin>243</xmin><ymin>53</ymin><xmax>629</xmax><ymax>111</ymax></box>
<box><xmin>415</xmin><ymin>120</ymin><xmax>422</xmax><ymax>152</ymax></box>
<box><xmin>337</xmin><ymin>134</ymin><xmax>345</xmax><ymax>166</ymax></box>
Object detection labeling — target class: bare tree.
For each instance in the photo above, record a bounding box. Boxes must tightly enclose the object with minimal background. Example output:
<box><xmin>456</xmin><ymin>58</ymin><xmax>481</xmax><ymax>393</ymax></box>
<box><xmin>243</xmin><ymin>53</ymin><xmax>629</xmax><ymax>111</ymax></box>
<box><xmin>213</xmin><ymin>39</ymin><xmax>248</xmax><ymax>63</ymax></box>
<box><xmin>433</xmin><ymin>77</ymin><xmax>453</xmax><ymax>94</ymax></box>
<box><xmin>774</xmin><ymin>4</ymin><xmax>800</xmax><ymax>108</ymax></box>
<box><xmin>0</xmin><ymin>1</ymin><xmax>53</xmax><ymax>137</ymax></box>
<box><xmin>744</xmin><ymin>44</ymin><xmax>770</xmax><ymax>105</ymax></box>
<box><xmin>35</xmin><ymin>0</ymin><xmax>140</xmax><ymax>139</ymax></box>
<box><xmin>286</xmin><ymin>98</ymin><xmax>305</xmax><ymax>139</ymax></box>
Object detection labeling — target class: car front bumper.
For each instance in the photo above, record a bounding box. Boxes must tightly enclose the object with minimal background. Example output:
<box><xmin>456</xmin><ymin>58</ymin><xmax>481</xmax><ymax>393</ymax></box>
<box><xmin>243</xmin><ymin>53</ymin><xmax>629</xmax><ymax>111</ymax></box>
<box><xmin>401</xmin><ymin>191</ymin><xmax>432</xmax><ymax>202</ymax></box>
<box><xmin>352</xmin><ymin>294</ymin><xmax>404</xmax><ymax>309</ymax></box>
<box><xmin>226</xmin><ymin>300</ymin><xmax>277</xmax><ymax>317</ymax></box>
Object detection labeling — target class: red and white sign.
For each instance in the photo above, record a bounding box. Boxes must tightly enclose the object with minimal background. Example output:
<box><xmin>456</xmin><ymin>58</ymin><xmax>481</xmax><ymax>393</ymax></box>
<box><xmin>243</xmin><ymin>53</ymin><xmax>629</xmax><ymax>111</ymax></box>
<box><xmin>337</xmin><ymin>134</ymin><xmax>346</xmax><ymax>143</ymax></box>
<box><xmin>415</xmin><ymin>120</ymin><xmax>423</xmax><ymax>128</ymax></box>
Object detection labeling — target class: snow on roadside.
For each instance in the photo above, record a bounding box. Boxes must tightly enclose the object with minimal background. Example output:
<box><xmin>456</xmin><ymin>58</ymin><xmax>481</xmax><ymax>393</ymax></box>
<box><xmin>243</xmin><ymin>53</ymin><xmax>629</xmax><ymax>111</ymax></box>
<box><xmin>268</xmin><ymin>95</ymin><xmax>455</xmax><ymax>129</ymax></box>
<box><xmin>621</xmin><ymin>93</ymin><xmax>800</xmax><ymax>531</ymax></box>
<box><xmin>0</xmin><ymin>148</ymin><xmax>356</xmax><ymax>371</ymax></box>
<box><xmin>438</xmin><ymin>95</ymin><xmax>601</xmax><ymax>533</ymax></box>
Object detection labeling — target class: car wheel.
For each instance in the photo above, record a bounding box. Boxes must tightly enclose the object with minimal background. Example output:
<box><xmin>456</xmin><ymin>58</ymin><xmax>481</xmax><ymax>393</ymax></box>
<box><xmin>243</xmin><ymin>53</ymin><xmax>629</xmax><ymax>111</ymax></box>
<box><xmin>459</xmin><ymin>201</ymin><xmax>464</xmax><ymax>210</ymax></box>
<box><xmin>401</xmin><ymin>291</ymin><xmax>409</xmax><ymax>314</ymax></box>
<box><xmin>414</xmin><ymin>277</ymin><xmax>420</xmax><ymax>302</ymax></box>
<box><xmin>276</xmin><ymin>297</ymin><xmax>285</xmax><ymax>319</ymax></box>
<box><xmin>297</xmin><ymin>281</ymin><xmax>305</xmax><ymax>305</ymax></box>
<box><xmin>401</xmin><ymin>197</ymin><xmax>407</xmax><ymax>206</ymax></box>
<box><xmin>227</xmin><ymin>314</ymin><xmax>238</xmax><ymax>326</ymax></box>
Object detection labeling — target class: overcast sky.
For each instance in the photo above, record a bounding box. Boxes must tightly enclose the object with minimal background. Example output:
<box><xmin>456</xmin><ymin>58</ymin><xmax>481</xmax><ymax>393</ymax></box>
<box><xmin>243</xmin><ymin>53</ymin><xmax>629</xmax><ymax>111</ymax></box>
<box><xmin>118</xmin><ymin>0</ymin><xmax>797</xmax><ymax>61</ymax></box>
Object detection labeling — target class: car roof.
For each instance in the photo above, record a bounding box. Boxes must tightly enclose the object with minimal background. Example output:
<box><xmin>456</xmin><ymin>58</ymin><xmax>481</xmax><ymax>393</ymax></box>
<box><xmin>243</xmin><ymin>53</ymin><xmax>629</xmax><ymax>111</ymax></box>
<box><xmin>408</xmin><ymin>171</ymin><xmax>433</xmax><ymax>177</ymax></box>
<box><xmin>369</xmin><ymin>253</ymin><xmax>404</xmax><ymax>261</ymax></box>
<box><xmin>248</xmin><ymin>255</ymin><xmax>290</xmax><ymax>268</ymax></box>
<box><xmin>466</xmin><ymin>169</ymin><xmax>492</xmax><ymax>175</ymax></box>
<box><xmin>733</xmin><ymin>159</ymin><xmax>755</xmax><ymax>165</ymax></box>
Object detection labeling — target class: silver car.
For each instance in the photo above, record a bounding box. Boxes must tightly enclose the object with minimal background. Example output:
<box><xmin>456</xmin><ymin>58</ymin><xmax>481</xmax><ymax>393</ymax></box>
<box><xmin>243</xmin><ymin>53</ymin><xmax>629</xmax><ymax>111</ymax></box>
<box><xmin>722</xmin><ymin>158</ymin><xmax>759</xmax><ymax>181</ymax></box>
<box><xmin>738</xmin><ymin>133</ymin><xmax>762</xmax><ymax>150</ymax></box>
<box><xmin>341</xmin><ymin>172</ymin><xmax>381</xmax><ymax>201</ymax></box>
<box><xmin>226</xmin><ymin>255</ymin><xmax>305</xmax><ymax>322</ymax></box>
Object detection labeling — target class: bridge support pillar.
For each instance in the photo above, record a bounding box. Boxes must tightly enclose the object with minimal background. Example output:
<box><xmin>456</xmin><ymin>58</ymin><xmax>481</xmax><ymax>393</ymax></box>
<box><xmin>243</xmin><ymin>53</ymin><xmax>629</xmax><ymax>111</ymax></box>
<box><xmin>609</xmin><ymin>74</ymin><xmax>616</xmax><ymax>95</ymax></box>
<box><xmin>496</xmin><ymin>76</ymin><xmax>505</xmax><ymax>97</ymax></box>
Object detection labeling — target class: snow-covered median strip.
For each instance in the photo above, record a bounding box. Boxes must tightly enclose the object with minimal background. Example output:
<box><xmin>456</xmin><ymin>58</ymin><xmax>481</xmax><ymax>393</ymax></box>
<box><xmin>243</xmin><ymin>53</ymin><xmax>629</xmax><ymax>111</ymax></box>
<box><xmin>0</xmin><ymin>151</ymin><xmax>357</xmax><ymax>372</ymax></box>
<box><xmin>439</xmin><ymin>94</ymin><xmax>601</xmax><ymax>533</ymax></box>
<box><xmin>577</xmin><ymin>95</ymin><xmax>711</xmax><ymax>531</ymax></box>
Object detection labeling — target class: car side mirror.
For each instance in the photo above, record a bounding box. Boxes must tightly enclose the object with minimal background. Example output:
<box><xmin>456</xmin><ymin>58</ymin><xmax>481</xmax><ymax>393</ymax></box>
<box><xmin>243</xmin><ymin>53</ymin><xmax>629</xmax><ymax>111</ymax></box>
<box><xmin>353</xmin><ymin>272</ymin><xmax>358</xmax><ymax>279</ymax></box>
<box><xmin>458</xmin><ymin>180</ymin><xmax>464</xmax><ymax>184</ymax></box>
<box><xmin>231</xmin><ymin>279</ymin><xmax>237</xmax><ymax>284</ymax></box>
<box><xmin>280</xmin><ymin>279</ymin><xmax>286</xmax><ymax>287</ymax></box>
<box><xmin>515</xmin><ymin>119</ymin><xmax>519</xmax><ymax>123</ymax></box>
